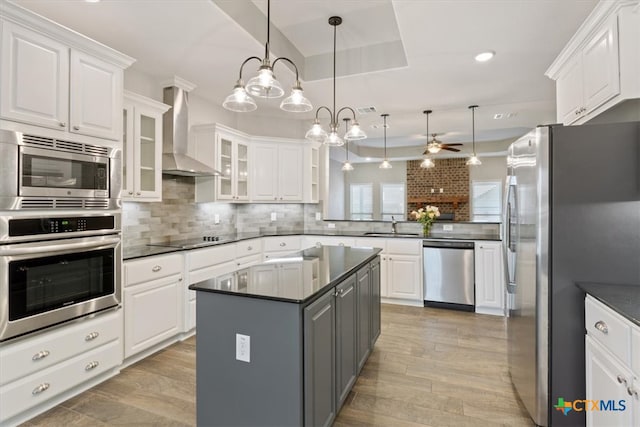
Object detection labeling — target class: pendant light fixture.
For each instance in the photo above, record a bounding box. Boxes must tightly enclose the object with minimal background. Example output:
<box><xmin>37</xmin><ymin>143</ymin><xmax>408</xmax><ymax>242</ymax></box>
<box><xmin>420</xmin><ymin>110</ymin><xmax>436</xmax><ymax>169</ymax></box>
<box><xmin>305</xmin><ymin>16</ymin><xmax>366</xmax><ymax>146</ymax></box>
<box><xmin>466</xmin><ymin>105</ymin><xmax>482</xmax><ymax>166</ymax></box>
<box><xmin>223</xmin><ymin>0</ymin><xmax>312</xmax><ymax>113</ymax></box>
<box><xmin>341</xmin><ymin>118</ymin><xmax>354</xmax><ymax>171</ymax></box>
<box><xmin>379</xmin><ymin>114</ymin><xmax>392</xmax><ymax>169</ymax></box>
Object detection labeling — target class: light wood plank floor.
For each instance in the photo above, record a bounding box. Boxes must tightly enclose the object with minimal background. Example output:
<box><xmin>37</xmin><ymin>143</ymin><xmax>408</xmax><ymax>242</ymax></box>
<box><xmin>23</xmin><ymin>304</ymin><xmax>534</xmax><ymax>427</ymax></box>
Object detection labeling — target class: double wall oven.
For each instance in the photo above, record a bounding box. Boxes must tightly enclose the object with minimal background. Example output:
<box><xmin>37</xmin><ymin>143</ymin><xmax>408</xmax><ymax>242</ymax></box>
<box><xmin>0</xmin><ymin>130</ymin><xmax>122</xmax><ymax>342</ymax></box>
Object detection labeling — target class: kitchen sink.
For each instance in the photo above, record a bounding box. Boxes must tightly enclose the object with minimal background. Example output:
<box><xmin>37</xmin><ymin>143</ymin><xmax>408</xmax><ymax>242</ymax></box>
<box><xmin>363</xmin><ymin>232</ymin><xmax>420</xmax><ymax>237</ymax></box>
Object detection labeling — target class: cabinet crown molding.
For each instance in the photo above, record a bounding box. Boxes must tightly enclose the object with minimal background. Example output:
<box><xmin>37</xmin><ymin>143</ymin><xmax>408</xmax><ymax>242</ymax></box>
<box><xmin>546</xmin><ymin>0</ymin><xmax>637</xmax><ymax>78</ymax></box>
<box><xmin>124</xmin><ymin>91</ymin><xmax>171</xmax><ymax>113</ymax></box>
<box><xmin>0</xmin><ymin>0</ymin><xmax>135</xmax><ymax>69</ymax></box>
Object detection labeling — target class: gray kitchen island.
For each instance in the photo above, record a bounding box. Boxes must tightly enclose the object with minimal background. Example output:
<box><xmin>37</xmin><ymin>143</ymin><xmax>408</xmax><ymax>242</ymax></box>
<box><xmin>189</xmin><ymin>245</ymin><xmax>381</xmax><ymax>427</ymax></box>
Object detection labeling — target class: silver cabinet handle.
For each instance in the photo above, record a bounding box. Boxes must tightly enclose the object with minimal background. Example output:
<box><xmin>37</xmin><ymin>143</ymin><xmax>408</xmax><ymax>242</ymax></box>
<box><xmin>73</xmin><ymin>125</ymin><xmax>80</xmax><ymax>130</ymax></box>
<box><xmin>594</xmin><ymin>321</ymin><xmax>608</xmax><ymax>334</ymax></box>
<box><xmin>85</xmin><ymin>331</ymin><xmax>100</xmax><ymax>341</ymax></box>
<box><xmin>247</xmin><ymin>246</ymin><xmax>253</xmax><ymax>250</ymax></box>
<box><xmin>32</xmin><ymin>350</ymin><xmax>50</xmax><ymax>361</ymax></box>
<box><xmin>136</xmin><ymin>192</ymin><xmax>141</xmax><ymax>196</ymax></box>
<box><xmin>85</xmin><ymin>361</ymin><xmax>100</xmax><ymax>371</ymax></box>
<box><xmin>279</xmin><ymin>242</ymin><xmax>286</xmax><ymax>247</ymax></box>
<box><xmin>128</xmin><ymin>191</ymin><xmax>134</xmax><ymax>195</ymax></box>
<box><xmin>32</xmin><ymin>383</ymin><xmax>50</xmax><ymax>395</ymax></box>
<box><xmin>59</xmin><ymin>122</ymin><xmax>66</xmax><ymax>127</ymax></box>
<box><xmin>628</xmin><ymin>387</ymin><xmax>638</xmax><ymax>398</ymax></box>
<box><xmin>274</xmin><ymin>197</ymin><xmax>277</xmax><ymax>200</ymax></box>
<box><xmin>152</xmin><ymin>265</ymin><xmax>162</xmax><ymax>272</ymax></box>
<box><xmin>617</xmin><ymin>375</ymin><xmax>627</xmax><ymax>385</ymax></box>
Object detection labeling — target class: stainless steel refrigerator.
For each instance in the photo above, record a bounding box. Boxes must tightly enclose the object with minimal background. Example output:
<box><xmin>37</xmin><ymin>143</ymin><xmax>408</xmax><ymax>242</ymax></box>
<box><xmin>504</xmin><ymin>122</ymin><xmax>640</xmax><ymax>427</ymax></box>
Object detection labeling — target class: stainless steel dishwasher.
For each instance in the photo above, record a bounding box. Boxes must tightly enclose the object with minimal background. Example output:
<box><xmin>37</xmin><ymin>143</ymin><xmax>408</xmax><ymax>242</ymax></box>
<box><xmin>423</xmin><ymin>240</ymin><xmax>475</xmax><ymax>311</ymax></box>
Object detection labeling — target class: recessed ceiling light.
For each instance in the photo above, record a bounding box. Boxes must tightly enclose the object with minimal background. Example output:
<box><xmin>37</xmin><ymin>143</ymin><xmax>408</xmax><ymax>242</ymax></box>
<box><xmin>85</xmin><ymin>0</ymin><xmax>101</xmax><ymax>3</ymax></box>
<box><xmin>475</xmin><ymin>51</ymin><xmax>495</xmax><ymax>62</ymax></box>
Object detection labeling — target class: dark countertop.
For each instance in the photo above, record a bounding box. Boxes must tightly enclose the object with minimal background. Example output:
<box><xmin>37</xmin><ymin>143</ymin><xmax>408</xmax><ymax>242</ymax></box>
<box><xmin>189</xmin><ymin>245</ymin><xmax>382</xmax><ymax>304</ymax></box>
<box><xmin>577</xmin><ymin>282</ymin><xmax>640</xmax><ymax>327</ymax></box>
<box><xmin>124</xmin><ymin>229</ymin><xmax>500</xmax><ymax>260</ymax></box>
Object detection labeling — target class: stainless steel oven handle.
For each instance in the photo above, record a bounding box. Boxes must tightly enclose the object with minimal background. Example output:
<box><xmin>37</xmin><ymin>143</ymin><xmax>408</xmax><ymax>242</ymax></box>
<box><xmin>0</xmin><ymin>235</ymin><xmax>120</xmax><ymax>256</ymax></box>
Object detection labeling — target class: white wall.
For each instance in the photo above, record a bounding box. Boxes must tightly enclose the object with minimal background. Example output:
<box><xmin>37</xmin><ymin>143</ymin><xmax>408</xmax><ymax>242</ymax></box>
<box><xmin>469</xmin><ymin>156</ymin><xmax>507</xmax><ymax>182</ymax></box>
<box><xmin>328</xmin><ymin>159</ymin><xmax>345</xmax><ymax>219</ymax></box>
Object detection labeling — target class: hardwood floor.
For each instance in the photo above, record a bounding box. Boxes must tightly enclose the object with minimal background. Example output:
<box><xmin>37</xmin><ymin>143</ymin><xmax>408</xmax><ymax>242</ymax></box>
<box><xmin>23</xmin><ymin>304</ymin><xmax>534</xmax><ymax>426</ymax></box>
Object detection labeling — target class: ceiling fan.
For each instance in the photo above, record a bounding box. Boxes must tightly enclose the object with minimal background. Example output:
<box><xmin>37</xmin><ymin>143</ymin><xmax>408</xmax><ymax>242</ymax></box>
<box><xmin>422</xmin><ymin>110</ymin><xmax>464</xmax><ymax>154</ymax></box>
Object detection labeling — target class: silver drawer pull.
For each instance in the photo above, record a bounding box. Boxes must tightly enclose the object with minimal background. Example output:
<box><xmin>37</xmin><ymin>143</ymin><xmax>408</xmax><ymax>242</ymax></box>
<box><xmin>32</xmin><ymin>383</ymin><xmax>50</xmax><ymax>395</ymax></box>
<box><xmin>594</xmin><ymin>321</ymin><xmax>608</xmax><ymax>334</ymax></box>
<box><xmin>152</xmin><ymin>265</ymin><xmax>162</xmax><ymax>272</ymax></box>
<box><xmin>617</xmin><ymin>375</ymin><xmax>627</xmax><ymax>385</ymax></box>
<box><xmin>73</xmin><ymin>125</ymin><xmax>80</xmax><ymax>130</ymax></box>
<box><xmin>85</xmin><ymin>361</ymin><xmax>100</xmax><ymax>371</ymax></box>
<box><xmin>247</xmin><ymin>246</ymin><xmax>253</xmax><ymax>250</ymax></box>
<box><xmin>627</xmin><ymin>387</ymin><xmax>638</xmax><ymax>398</ymax></box>
<box><xmin>85</xmin><ymin>331</ymin><xmax>100</xmax><ymax>341</ymax></box>
<box><xmin>280</xmin><ymin>242</ymin><xmax>286</xmax><ymax>247</ymax></box>
<box><xmin>32</xmin><ymin>350</ymin><xmax>50</xmax><ymax>361</ymax></box>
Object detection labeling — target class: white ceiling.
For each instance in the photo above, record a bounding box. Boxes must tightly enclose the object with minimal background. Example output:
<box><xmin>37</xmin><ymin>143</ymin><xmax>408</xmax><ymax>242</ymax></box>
<box><xmin>13</xmin><ymin>0</ymin><xmax>599</xmax><ymax>158</ymax></box>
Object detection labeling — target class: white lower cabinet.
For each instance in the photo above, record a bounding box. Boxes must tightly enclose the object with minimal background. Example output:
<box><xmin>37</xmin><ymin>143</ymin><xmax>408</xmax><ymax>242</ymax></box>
<box><xmin>303</xmin><ymin>236</ymin><xmax>356</xmax><ymax>249</ymax></box>
<box><xmin>0</xmin><ymin>309</ymin><xmax>122</xmax><ymax>425</ymax></box>
<box><xmin>474</xmin><ymin>241</ymin><xmax>505</xmax><ymax>316</ymax></box>
<box><xmin>123</xmin><ymin>253</ymin><xmax>184</xmax><ymax>359</ymax></box>
<box><xmin>585</xmin><ymin>295</ymin><xmax>639</xmax><ymax>427</ymax></box>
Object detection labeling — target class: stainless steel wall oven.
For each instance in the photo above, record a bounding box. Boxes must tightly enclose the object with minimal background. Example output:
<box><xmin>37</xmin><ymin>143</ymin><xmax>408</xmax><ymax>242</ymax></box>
<box><xmin>0</xmin><ymin>213</ymin><xmax>121</xmax><ymax>342</ymax></box>
<box><xmin>0</xmin><ymin>130</ymin><xmax>121</xmax><ymax>210</ymax></box>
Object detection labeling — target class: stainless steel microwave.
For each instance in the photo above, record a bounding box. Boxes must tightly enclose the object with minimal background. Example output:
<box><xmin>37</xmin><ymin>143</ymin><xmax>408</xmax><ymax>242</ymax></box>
<box><xmin>0</xmin><ymin>130</ymin><xmax>121</xmax><ymax>210</ymax></box>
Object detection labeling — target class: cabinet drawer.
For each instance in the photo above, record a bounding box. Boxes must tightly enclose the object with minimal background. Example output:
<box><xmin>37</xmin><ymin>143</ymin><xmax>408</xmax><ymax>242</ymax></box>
<box><xmin>585</xmin><ymin>295</ymin><xmax>631</xmax><ymax>364</ymax></box>
<box><xmin>0</xmin><ymin>339</ymin><xmax>121</xmax><ymax>422</ymax></box>
<box><xmin>386</xmin><ymin>238</ymin><xmax>422</xmax><ymax>255</ymax></box>
<box><xmin>263</xmin><ymin>236</ymin><xmax>301</xmax><ymax>252</ymax></box>
<box><xmin>188</xmin><ymin>259</ymin><xmax>237</xmax><ymax>286</ymax></box>
<box><xmin>188</xmin><ymin>244</ymin><xmax>236</xmax><ymax>271</ymax></box>
<box><xmin>354</xmin><ymin>238</ymin><xmax>387</xmax><ymax>251</ymax></box>
<box><xmin>236</xmin><ymin>253</ymin><xmax>262</xmax><ymax>268</ymax></box>
<box><xmin>306</xmin><ymin>236</ymin><xmax>355</xmax><ymax>248</ymax></box>
<box><xmin>632</xmin><ymin>326</ymin><xmax>640</xmax><ymax>375</ymax></box>
<box><xmin>0</xmin><ymin>309</ymin><xmax>122</xmax><ymax>386</ymax></box>
<box><xmin>125</xmin><ymin>253</ymin><xmax>183</xmax><ymax>286</ymax></box>
<box><xmin>235</xmin><ymin>239</ymin><xmax>262</xmax><ymax>258</ymax></box>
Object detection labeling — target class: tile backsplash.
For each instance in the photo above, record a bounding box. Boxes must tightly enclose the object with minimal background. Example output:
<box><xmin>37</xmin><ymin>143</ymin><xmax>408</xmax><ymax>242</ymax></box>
<box><xmin>122</xmin><ymin>176</ymin><xmax>500</xmax><ymax>248</ymax></box>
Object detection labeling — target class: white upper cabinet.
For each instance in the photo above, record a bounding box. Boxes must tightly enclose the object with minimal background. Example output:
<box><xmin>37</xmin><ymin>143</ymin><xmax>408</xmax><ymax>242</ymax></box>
<box><xmin>0</xmin><ymin>21</ymin><xmax>69</xmax><ymax>130</ymax></box>
<box><xmin>122</xmin><ymin>91</ymin><xmax>170</xmax><ymax>202</ymax></box>
<box><xmin>69</xmin><ymin>50</ymin><xmax>123</xmax><ymax>140</ymax></box>
<box><xmin>0</xmin><ymin>4</ymin><xmax>134</xmax><ymax>141</ymax></box>
<box><xmin>547</xmin><ymin>2</ymin><xmax>640</xmax><ymax>125</ymax></box>
<box><xmin>251</xmin><ymin>141</ymin><xmax>303</xmax><ymax>202</ymax></box>
<box><xmin>217</xmin><ymin>130</ymin><xmax>249</xmax><ymax>202</ymax></box>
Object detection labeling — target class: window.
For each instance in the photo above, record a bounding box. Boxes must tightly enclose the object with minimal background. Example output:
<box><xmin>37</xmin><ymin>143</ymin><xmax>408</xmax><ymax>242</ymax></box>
<box><xmin>350</xmin><ymin>184</ymin><xmax>373</xmax><ymax>220</ymax></box>
<box><xmin>381</xmin><ymin>183</ymin><xmax>405</xmax><ymax>221</ymax></box>
<box><xmin>471</xmin><ymin>180</ymin><xmax>502</xmax><ymax>222</ymax></box>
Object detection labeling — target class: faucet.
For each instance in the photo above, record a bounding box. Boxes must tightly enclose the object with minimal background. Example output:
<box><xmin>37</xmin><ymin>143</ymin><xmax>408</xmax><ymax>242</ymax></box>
<box><xmin>391</xmin><ymin>216</ymin><xmax>397</xmax><ymax>234</ymax></box>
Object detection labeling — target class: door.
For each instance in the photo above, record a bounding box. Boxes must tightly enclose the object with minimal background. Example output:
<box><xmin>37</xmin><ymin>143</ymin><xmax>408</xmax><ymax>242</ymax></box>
<box><xmin>278</xmin><ymin>145</ymin><xmax>303</xmax><ymax>201</ymax></box>
<box><xmin>555</xmin><ymin>56</ymin><xmax>583</xmax><ymax>125</ymax></box>
<box><xmin>335</xmin><ymin>275</ymin><xmax>356</xmax><ymax>410</ymax></box>
<box><xmin>387</xmin><ymin>255</ymin><xmax>421</xmax><ymax>300</ymax></box>
<box><xmin>304</xmin><ymin>290</ymin><xmax>336</xmax><ymax>427</ymax></box>
<box><xmin>582</xmin><ymin>16</ymin><xmax>620</xmax><ymax>113</ymax></box>
<box><xmin>370</xmin><ymin>258</ymin><xmax>381</xmax><ymax>345</ymax></box>
<box><xmin>235</xmin><ymin>141</ymin><xmax>249</xmax><ymax>200</ymax></box>
<box><xmin>216</xmin><ymin>135</ymin><xmax>234</xmax><ymax>200</ymax></box>
<box><xmin>506</xmin><ymin>127</ymin><xmax>549</xmax><ymax>427</ymax></box>
<box><xmin>133</xmin><ymin>105</ymin><xmax>162</xmax><ymax>200</ymax></box>
<box><xmin>251</xmin><ymin>144</ymin><xmax>278</xmax><ymax>201</ymax></box>
<box><xmin>69</xmin><ymin>50</ymin><xmax>122</xmax><ymax>140</ymax></box>
<box><xmin>0</xmin><ymin>21</ymin><xmax>69</xmax><ymax>130</ymax></box>
<box><xmin>356</xmin><ymin>266</ymin><xmax>371</xmax><ymax>373</ymax></box>
<box><xmin>475</xmin><ymin>242</ymin><xmax>504</xmax><ymax>311</ymax></box>
<box><xmin>122</xmin><ymin>102</ymin><xmax>135</xmax><ymax>197</ymax></box>
<box><xmin>585</xmin><ymin>336</ymin><xmax>635</xmax><ymax>427</ymax></box>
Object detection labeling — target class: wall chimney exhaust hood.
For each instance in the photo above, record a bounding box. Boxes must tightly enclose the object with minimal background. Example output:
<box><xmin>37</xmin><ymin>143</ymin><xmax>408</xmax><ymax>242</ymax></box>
<box><xmin>162</xmin><ymin>77</ymin><xmax>221</xmax><ymax>177</ymax></box>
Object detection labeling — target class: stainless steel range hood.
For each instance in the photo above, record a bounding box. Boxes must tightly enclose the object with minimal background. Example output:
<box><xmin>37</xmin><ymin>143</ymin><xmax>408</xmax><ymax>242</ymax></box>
<box><xmin>162</xmin><ymin>84</ymin><xmax>221</xmax><ymax>177</ymax></box>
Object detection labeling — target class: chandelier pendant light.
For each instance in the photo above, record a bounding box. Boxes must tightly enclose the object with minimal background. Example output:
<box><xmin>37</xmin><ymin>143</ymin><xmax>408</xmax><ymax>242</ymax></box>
<box><xmin>379</xmin><ymin>114</ymin><xmax>392</xmax><ymax>169</ymax></box>
<box><xmin>420</xmin><ymin>110</ymin><xmax>436</xmax><ymax>169</ymax></box>
<box><xmin>223</xmin><ymin>0</ymin><xmax>312</xmax><ymax>113</ymax></box>
<box><xmin>305</xmin><ymin>16</ymin><xmax>366</xmax><ymax>146</ymax></box>
<box><xmin>466</xmin><ymin>105</ymin><xmax>482</xmax><ymax>166</ymax></box>
<box><xmin>341</xmin><ymin>118</ymin><xmax>354</xmax><ymax>171</ymax></box>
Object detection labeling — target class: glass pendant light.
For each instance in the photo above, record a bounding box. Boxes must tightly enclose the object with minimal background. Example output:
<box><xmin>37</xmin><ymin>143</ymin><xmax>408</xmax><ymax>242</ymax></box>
<box><xmin>223</xmin><ymin>0</ymin><xmax>311</xmax><ymax>113</ymax></box>
<box><xmin>466</xmin><ymin>105</ymin><xmax>482</xmax><ymax>166</ymax></box>
<box><xmin>306</xmin><ymin>16</ymin><xmax>366</xmax><ymax>145</ymax></box>
<box><xmin>420</xmin><ymin>110</ymin><xmax>436</xmax><ymax>168</ymax></box>
<box><xmin>342</xmin><ymin>122</ymin><xmax>354</xmax><ymax>171</ymax></box>
<box><xmin>222</xmin><ymin>81</ymin><xmax>257</xmax><ymax>112</ymax></box>
<box><xmin>379</xmin><ymin>114</ymin><xmax>392</xmax><ymax>169</ymax></box>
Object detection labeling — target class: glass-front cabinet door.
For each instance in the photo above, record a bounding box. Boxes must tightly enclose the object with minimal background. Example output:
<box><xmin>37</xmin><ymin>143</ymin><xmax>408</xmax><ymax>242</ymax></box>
<box><xmin>122</xmin><ymin>91</ymin><xmax>170</xmax><ymax>202</ymax></box>
<box><xmin>216</xmin><ymin>130</ymin><xmax>250</xmax><ymax>201</ymax></box>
